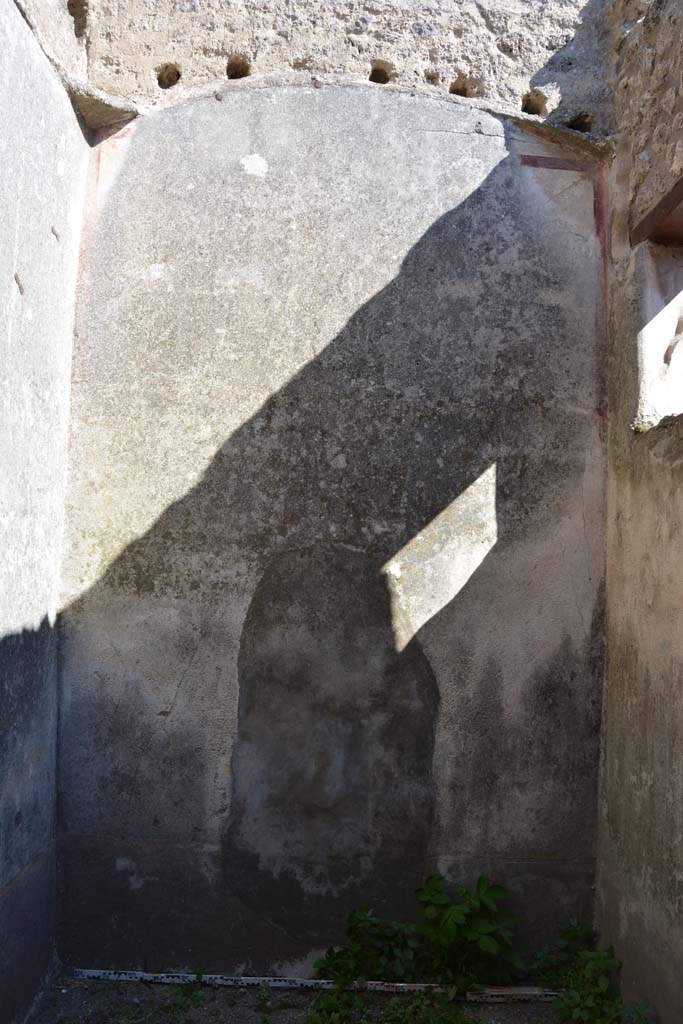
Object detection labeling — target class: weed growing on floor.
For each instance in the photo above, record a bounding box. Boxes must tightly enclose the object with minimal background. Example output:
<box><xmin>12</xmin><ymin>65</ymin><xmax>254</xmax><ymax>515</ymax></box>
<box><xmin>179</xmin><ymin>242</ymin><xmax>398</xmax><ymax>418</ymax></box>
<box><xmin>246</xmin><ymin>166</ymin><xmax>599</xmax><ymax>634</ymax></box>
<box><xmin>308</xmin><ymin>878</ymin><xmax>658</xmax><ymax>1024</ymax></box>
<box><xmin>533</xmin><ymin>919</ymin><xmax>656</xmax><ymax>1024</ymax></box>
<box><xmin>169</xmin><ymin>981</ymin><xmax>206</xmax><ymax>1013</ymax></box>
<box><xmin>307</xmin><ymin>874</ymin><xmax>520</xmax><ymax>1023</ymax></box>
<box><xmin>315</xmin><ymin>874</ymin><xmax>521</xmax><ymax>991</ymax></box>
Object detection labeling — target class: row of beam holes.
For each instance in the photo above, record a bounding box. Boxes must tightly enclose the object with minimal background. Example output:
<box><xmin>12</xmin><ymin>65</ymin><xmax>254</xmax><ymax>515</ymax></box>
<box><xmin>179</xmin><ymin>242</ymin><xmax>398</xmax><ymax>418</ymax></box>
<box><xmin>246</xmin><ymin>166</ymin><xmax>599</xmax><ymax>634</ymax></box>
<box><xmin>371</xmin><ymin>63</ymin><xmax>477</xmax><ymax>94</ymax></box>
<box><xmin>155</xmin><ymin>54</ymin><xmax>595</xmax><ymax>132</ymax></box>
<box><xmin>372</xmin><ymin>64</ymin><xmax>595</xmax><ymax>132</ymax></box>
<box><xmin>157</xmin><ymin>55</ymin><xmax>251</xmax><ymax>89</ymax></box>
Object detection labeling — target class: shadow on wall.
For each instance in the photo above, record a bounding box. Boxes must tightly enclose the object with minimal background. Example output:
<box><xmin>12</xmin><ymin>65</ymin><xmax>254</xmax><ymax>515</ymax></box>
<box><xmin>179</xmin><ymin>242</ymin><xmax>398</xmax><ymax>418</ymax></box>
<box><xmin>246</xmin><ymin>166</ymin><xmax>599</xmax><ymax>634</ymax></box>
<box><xmin>0</xmin><ymin>621</ymin><xmax>57</xmax><ymax>1022</ymax></box>
<box><xmin>0</xmin><ymin>94</ymin><xmax>606</xmax><ymax>981</ymax></box>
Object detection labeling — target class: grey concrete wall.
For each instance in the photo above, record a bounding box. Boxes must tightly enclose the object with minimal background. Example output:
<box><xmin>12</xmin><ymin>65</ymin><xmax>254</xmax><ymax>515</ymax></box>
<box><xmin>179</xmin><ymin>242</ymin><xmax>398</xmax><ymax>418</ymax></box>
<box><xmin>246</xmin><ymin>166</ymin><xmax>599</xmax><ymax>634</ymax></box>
<box><xmin>58</xmin><ymin>85</ymin><xmax>606</xmax><ymax>972</ymax></box>
<box><xmin>596</xmin><ymin>235</ymin><xmax>683</xmax><ymax>1024</ymax></box>
<box><xmin>0</xmin><ymin>4</ymin><xmax>87</xmax><ymax>1021</ymax></box>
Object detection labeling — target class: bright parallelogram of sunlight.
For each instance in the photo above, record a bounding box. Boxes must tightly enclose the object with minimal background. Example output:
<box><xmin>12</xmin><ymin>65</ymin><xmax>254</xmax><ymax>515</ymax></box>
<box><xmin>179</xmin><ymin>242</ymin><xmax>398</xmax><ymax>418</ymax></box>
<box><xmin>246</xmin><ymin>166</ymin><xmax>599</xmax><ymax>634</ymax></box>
<box><xmin>383</xmin><ymin>464</ymin><xmax>497</xmax><ymax>652</ymax></box>
<box><xmin>635</xmin><ymin>248</ymin><xmax>683</xmax><ymax>428</ymax></box>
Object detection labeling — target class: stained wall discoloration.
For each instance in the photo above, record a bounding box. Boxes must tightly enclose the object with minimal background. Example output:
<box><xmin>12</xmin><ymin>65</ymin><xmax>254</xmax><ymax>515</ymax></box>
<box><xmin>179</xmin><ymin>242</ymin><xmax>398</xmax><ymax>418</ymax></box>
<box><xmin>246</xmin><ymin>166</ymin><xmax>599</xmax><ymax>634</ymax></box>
<box><xmin>595</xmin><ymin>11</ymin><xmax>683</xmax><ymax>1004</ymax></box>
<box><xmin>597</xmin><ymin>241</ymin><xmax>683</xmax><ymax>1024</ymax></box>
<box><xmin>0</xmin><ymin>2</ymin><xmax>87</xmax><ymax>1020</ymax></box>
<box><xmin>224</xmin><ymin>544</ymin><xmax>438</xmax><ymax>932</ymax></box>
<box><xmin>58</xmin><ymin>86</ymin><xmax>605</xmax><ymax>969</ymax></box>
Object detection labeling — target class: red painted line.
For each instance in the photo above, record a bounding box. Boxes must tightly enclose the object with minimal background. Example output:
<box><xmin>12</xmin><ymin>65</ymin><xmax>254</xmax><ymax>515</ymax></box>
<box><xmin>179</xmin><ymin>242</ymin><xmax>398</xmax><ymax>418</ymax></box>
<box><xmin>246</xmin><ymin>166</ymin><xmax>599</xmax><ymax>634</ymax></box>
<box><xmin>518</xmin><ymin>154</ymin><xmax>589</xmax><ymax>173</ymax></box>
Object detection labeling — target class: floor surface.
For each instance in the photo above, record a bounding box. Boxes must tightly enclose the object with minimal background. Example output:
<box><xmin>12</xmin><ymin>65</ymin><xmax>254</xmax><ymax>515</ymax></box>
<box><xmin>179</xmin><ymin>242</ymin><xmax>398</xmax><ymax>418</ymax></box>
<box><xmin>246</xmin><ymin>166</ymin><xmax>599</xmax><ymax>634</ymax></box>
<box><xmin>35</xmin><ymin>978</ymin><xmax>560</xmax><ymax>1024</ymax></box>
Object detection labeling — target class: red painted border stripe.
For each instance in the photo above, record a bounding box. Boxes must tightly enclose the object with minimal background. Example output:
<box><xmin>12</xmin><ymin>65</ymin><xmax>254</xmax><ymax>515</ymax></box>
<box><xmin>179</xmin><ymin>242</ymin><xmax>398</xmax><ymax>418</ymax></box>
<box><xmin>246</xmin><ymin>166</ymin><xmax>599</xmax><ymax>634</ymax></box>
<box><xmin>518</xmin><ymin>154</ymin><xmax>589</xmax><ymax>172</ymax></box>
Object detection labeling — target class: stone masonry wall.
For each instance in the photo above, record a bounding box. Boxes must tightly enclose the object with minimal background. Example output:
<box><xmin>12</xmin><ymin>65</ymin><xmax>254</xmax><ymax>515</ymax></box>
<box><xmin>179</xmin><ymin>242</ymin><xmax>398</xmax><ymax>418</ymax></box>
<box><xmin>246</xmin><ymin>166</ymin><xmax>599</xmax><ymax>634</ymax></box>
<box><xmin>611</xmin><ymin>0</ymin><xmax>683</xmax><ymax>231</ymax></box>
<box><xmin>81</xmin><ymin>0</ymin><xmax>611</xmax><ymax>131</ymax></box>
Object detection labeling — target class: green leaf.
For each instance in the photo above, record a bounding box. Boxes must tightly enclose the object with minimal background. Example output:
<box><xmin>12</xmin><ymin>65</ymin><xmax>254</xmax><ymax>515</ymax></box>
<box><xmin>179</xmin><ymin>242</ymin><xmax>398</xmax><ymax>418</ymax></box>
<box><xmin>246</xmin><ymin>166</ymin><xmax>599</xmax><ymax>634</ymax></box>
<box><xmin>471</xmin><ymin>917</ymin><xmax>496</xmax><ymax>933</ymax></box>
<box><xmin>477</xmin><ymin>935</ymin><xmax>500</xmax><ymax>955</ymax></box>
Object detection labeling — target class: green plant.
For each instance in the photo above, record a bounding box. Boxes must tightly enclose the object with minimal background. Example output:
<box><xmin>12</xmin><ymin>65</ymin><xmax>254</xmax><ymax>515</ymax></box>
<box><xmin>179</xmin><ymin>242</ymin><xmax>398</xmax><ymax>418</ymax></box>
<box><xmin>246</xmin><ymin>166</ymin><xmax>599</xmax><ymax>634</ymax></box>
<box><xmin>305</xmin><ymin>986</ymin><xmax>365</xmax><ymax>1024</ymax></box>
<box><xmin>534</xmin><ymin>921</ymin><xmax>656</xmax><ymax>1024</ymax></box>
<box><xmin>415</xmin><ymin>873</ymin><xmax>523</xmax><ymax>989</ymax></box>
<box><xmin>166</xmin><ymin>981</ymin><xmax>205</xmax><ymax>1014</ymax></box>
<box><xmin>305</xmin><ymin>988</ymin><xmax>475</xmax><ymax>1024</ymax></box>
<box><xmin>256</xmin><ymin>984</ymin><xmax>271</xmax><ymax>1011</ymax></box>
<box><xmin>533</xmin><ymin>917</ymin><xmax>598</xmax><ymax>989</ymax></box>
<box><xmin>555</xmin><ymin>947</ymin><xmax>623</xmax><ymax>1023</ymax></box>
<box><xmin>379</xmin><ymin>991</ymin><xmax>475</xmax><ymax>1024</ymax></box>
<box><xmin>316</xmin><ymin>910</ymin><xmax>420</xmax><ymax>984</ymax></box>
<box><xmin>315</xmin><ymin>873</ymin><xmax>521</xmax><ymax>998</ymax></box>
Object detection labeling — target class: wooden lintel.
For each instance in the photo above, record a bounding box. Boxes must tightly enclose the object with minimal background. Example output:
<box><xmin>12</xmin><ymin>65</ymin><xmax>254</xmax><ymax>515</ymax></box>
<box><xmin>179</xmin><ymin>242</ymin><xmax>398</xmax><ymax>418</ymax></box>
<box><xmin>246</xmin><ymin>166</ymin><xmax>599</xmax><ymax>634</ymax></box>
<box><xmin>631</xmin><ymin>175</ymin><xmax>683</xmax><ymax>246</ymax></box>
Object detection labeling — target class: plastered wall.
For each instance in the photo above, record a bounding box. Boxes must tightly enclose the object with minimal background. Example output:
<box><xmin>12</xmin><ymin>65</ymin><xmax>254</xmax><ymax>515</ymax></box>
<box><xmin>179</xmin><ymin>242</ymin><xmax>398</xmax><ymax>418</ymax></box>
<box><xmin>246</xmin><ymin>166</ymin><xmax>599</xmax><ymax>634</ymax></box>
<box><xmin>598</xmin><ymin>243</ymin><xmax>683</xmax><ymax>1024</ymax></box>
<box><xmin>594</xmin><ymin>5</ymin><xmax>683</xmax><ymax>1022</ymax></box>
<box><xmin>0</xmin><ymin>4</ymin><xmax>87</xmax><ymax>1021</ymax></box>
<box><xmin>57</xmin><ymin>84</ymin><xmax>606</xmax><ymax>972</ymax></box>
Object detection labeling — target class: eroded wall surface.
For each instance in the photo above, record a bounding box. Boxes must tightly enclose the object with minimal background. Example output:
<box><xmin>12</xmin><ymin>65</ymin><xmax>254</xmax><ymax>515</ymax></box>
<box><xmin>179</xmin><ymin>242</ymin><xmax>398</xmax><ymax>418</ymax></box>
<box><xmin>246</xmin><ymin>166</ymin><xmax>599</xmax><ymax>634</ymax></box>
<box><xmin>81</xmin><ymin>0</ymin><xmax>610</xmax><ymax>131</ymax></box>
<box><xmin>611</xmin><ymin>0</ymin><xmax>683</xmax><ymax>230</ymax></box>
<box><xmin>0</xmin><ymin>4</ymin><xmax>87</xmax><ymax>1021</ymax></box>
<box><xmin>58</xmin><ymin>85</ymin><xmax>605</xmax><ymax>971</ymax></box>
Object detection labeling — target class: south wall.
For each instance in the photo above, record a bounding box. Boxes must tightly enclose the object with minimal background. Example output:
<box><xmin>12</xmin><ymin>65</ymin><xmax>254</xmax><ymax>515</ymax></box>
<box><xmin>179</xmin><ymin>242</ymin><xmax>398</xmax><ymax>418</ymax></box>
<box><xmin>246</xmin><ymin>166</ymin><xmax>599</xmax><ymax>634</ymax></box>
<box><xmin>59</xmin><ymin>86</ymin><xmax>606</xmax><ymax>971</ymax></box>
<box><xmin>0</xmin><ymin>4</ymin><xmax>87</xmax><ymax>1021</ymax></box>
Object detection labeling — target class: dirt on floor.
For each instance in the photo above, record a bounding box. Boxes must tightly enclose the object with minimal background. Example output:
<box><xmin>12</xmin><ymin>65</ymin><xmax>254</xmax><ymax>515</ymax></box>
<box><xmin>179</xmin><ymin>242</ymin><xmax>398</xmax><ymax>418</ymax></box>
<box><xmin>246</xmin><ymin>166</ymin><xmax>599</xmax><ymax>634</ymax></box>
<box><xmin>35</xmin><ymin>977</ymin><xmax>560</xmax><ymax>1024</ymax></box>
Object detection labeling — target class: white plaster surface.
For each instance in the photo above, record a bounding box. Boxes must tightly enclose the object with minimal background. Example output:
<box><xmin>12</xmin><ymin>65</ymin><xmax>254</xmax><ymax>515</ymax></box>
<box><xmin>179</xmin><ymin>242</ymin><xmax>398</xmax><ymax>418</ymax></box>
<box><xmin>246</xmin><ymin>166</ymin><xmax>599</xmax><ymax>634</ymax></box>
<box><xmin>58</xmin><ymin>84</ymin><xmax>605</xmax><ymax>970</ymax></box>
<box><xmin>0</xmin><ymin>3</ymin><xmax>87</xmax><ymax>1022</ymax></box>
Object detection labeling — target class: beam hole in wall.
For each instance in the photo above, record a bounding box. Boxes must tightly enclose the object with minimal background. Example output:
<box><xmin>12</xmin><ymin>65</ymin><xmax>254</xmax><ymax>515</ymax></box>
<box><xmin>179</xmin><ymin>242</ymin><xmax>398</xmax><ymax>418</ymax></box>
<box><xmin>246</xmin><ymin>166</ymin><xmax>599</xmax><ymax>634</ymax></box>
<box><xmin>66</xmin><ymin>0</ymin><xmax>87</xmax><ymax>38</ymax></box>
<box><xmin>449</xmin><ymin>74</ymin><xmax>477</xmax><ymax>97</ymax></box>
<box><xmin>226</xmin><ymin>55</ymin><xmax>251</xmax><ymax>80</ymax></box>
<box><xmin>369</xmin><ymin>61</ymin><xmax>394</xmax><ymax>84</ymax></box>
<box><xmin>157</xmin><ymin>63</ymin><xmax>181</xmax><ymax>89</ymax></box>
<box><xmin>522</xmin><ymin>90</ymin><xmax>547</xmax><ymax>116</ymax></box>
<box><xmin>565</xmin><ymin>112</ymin><xmax>594</xmax><ymax>133</ymax></box>
<box><xmin>424</xmin><ymin>69</ymin><xmax>440</xmax><ymax>85</ymax></box>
